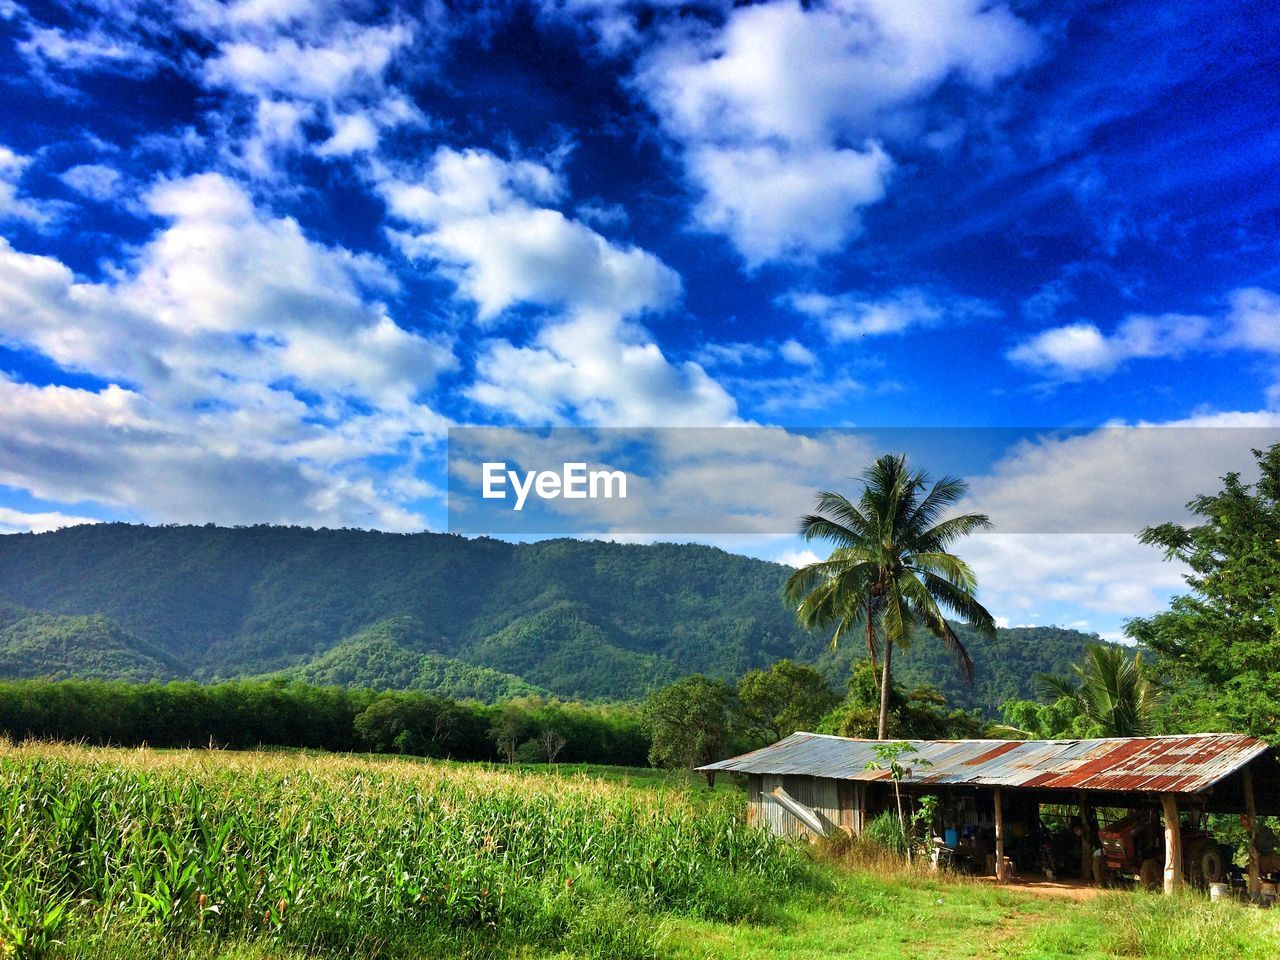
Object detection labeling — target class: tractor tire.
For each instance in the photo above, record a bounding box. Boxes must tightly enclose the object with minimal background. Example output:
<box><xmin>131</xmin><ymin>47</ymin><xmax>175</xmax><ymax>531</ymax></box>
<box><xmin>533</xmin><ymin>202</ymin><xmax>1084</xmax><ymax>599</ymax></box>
<box><xmin>1139</xmin><ymin>858</ymin><xmax>1163</xmax><ymax>890</ymax></box>
<box><xmin>1185</xmin><ymin>839</ymin><xmax>1226</xmax><ymax>887</ymax></box>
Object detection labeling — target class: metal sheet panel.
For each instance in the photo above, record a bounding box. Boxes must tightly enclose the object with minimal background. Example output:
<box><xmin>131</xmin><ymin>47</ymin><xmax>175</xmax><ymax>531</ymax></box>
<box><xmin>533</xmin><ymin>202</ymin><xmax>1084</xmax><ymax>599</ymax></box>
<box><xmin>699</xmin><ymin>731</ymin><xmax>1272</xmax><ymax>796</ymax></box>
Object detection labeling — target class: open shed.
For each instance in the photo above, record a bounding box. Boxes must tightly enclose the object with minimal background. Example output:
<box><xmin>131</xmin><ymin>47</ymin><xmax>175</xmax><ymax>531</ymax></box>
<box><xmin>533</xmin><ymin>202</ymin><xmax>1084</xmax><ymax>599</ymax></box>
<box><xmin>699</xmin><ymin>731</ymin><xmax>1280</xmax><ymax>896</ymax></box>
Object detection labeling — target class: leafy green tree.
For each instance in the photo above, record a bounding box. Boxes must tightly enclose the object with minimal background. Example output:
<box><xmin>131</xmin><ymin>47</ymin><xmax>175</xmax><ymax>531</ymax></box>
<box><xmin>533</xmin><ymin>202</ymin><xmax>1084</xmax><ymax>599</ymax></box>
<box><xmin>992</xmin><ymin>695</ymin><xmax>1092</xmax><ymax>740</ymax></box>
<box><xmin>735</xmin><ymin>659</ymin><xmax>838</xmax><ymax>746</ymax></box>
<box><xmin>354</xmin><ymin>692</ymin><xmax>461</xmax><ymax>756</ymax></box>
<box><xmin>643</xmin><ymin>675</ymin><xmax>734</xmax><ymax>770</ymax></box>
<box><xmin>785</xmin><ymin>454</ymin><xmax>997</xmax><ymax>738</ymax></box>
<box><xmin>490</xmin><ymin>703</ymin><xmax>530</xmax><ymax>763</ymax></box>
<box><xmin>1034</xmin><ymin>644</ymin><xmax>1162</xmax><ymax>738</ymax></box>
<box><xmin>820</xmin><ymin>660</ymin><xmax>984</xmax><ymax>740</ymax></box>
<box><xmin>1126</xmin><ymin>444</ymin><xmax>1280</xmax><ymax>741</ymax></box>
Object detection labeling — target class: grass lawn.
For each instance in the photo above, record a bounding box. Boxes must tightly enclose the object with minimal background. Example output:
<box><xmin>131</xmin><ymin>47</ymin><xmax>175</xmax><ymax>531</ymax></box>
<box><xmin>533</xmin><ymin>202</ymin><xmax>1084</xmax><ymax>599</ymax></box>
<box><xmin>660</xmin><ymin>865</ymin><xmax>1280</xmax><ymax>960</ymax></box>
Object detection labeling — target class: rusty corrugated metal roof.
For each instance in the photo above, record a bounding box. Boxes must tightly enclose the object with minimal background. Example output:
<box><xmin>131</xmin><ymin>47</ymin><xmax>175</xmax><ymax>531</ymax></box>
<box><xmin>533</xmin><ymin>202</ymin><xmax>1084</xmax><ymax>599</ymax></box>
<box><xmin>698</xmin><ymin>731</ymin><xmax>1272</xmax><ymax>795</ymax></box>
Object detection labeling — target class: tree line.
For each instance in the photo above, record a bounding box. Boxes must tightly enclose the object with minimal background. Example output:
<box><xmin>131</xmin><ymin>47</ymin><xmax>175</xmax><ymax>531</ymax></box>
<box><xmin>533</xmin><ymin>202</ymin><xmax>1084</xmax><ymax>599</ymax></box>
<box><xmin>0</xmin><ymin>679</ymin><xmax>649</xmax><ymax>766</ymax></box>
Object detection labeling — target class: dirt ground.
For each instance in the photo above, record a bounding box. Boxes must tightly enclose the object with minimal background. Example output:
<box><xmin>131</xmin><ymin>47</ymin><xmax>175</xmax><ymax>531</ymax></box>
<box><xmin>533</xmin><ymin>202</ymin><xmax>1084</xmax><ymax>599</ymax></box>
<box><xmin>977</xmin><ymin>873</ymin><xmax>1103</xmax><ymax>901</ymax></box>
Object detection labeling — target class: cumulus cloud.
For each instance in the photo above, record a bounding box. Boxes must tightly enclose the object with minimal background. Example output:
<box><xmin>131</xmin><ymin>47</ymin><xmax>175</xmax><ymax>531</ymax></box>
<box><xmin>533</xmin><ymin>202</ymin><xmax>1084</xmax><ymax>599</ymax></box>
<box><xmin>382</xmin><ymin>147</ymin><xmax>680</xmax><ymax>322</ymax></box>
<box><xmin>378</xmin><ymin>146</ymin><xmax>733</xmax><ymax>426</ymax></box>
<box><xmin>0</xmin><ymin>172</ymin><xmax>455</xmax><ymax>529</ymax></box>
<box><xmin>1008</xmin><ymin>313</ymin><xmax>1210</xmax><ymax>379</ymax></box>
<box><xmin>0</xmin><ymin>145</ymin><xmax>57</xmax><ymax>226</ymax></box>
<box><xmin>185</xmin><ymin>2</ymin><xmax>425</xmax><ymax>175</ymax></box>
<box><xmin>962</xmin><ymin>414</ymin><xmax>1280</xmax><ymax>534</ymax></box>
<box><xmin>202</xmin><ymin>21</ymin><xmax>413</xmax><ymax>101</ymax></box>
<box><xmin>635</xmin><ymin>0</ymin><xmax>1040</xmax><ymax>265</ymax></box>
<box><xmin>59</xmin><ymin>162</ymin><xmax>124</xmax><ymax>201</ymax></box>
<box><xmin>962</xmin><ymin>533</ymin><xmax>1188</xmax><ymax>627</ymax></box>
<box><xmin>18</xmin><ymin>22</ymin><xmax>166</xmax><ymax>82</ymax></box>
<box><xmin>1222</xmin><ymin>287</ymin><xmax>1280</xmax><ymax>353</ymax></box>
<box><xmin>467</xmin><ymin>310</ymin><xmax>739</xmax><ymax>426</ymax></box>
<box><xmin>0</xmin><ymin>505</ymin><xmax>101</xmax><ymax>536</ymax></box>
<box><xmin>785</xmin><ymin>286</ymin><xmax>999</xmax><ymax>343</ymax></box>
<box><xmin>1008</xmin><ymin>287</ymin><xmax>1280</xmax><ymax>380</ymax></box>
<box><xmin>685</xmin><ymin>142</ymin><xmax>891</xmax><ymax>265</ymax></box>
<box><xmin>776</xmin><ymin>547</ymin><xmax>821</xmax><ymax>568</ymax></box>
<box><xmin>779</xmin><ymin>339</ymin><xmax>819</xmax><ymax>368</ymax></box>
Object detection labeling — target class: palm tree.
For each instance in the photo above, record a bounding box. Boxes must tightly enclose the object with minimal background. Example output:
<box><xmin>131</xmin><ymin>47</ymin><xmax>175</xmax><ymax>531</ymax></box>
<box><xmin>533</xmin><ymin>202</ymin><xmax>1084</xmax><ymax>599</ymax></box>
<box><xmin>784</xmin><ymin>453</ymin><xmax>996</xmax><ymax>739</ymax></box>
<box><xmin>1037</xmin><ymin>644</ymin><xmax>1162</xmax><ymax>738</ymax></box>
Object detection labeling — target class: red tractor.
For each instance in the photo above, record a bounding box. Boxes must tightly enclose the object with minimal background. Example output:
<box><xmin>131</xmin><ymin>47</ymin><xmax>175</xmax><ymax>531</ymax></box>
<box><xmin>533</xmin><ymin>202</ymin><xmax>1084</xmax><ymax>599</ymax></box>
<box><xmin>1097</xmin><ymin>809</ymin><xmax>1229</xmax><ymax>889</ymax></box>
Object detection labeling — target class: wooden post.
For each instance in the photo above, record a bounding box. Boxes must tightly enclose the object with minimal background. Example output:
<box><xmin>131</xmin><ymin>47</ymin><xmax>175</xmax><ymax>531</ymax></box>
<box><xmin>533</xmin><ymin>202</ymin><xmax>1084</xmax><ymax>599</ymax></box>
<box><xmin>1243</xmin><ymin>767</ymin><xmax>1261</xmax><ymax>899</ymax></box>
<box><xmin>1079</xmin><ymin>792</ymin><xmax>1093</xmax><ymax>884</ymax></box>
<box><xmin>994</xmin><ymin>787</ymin><xmax>1009</xmax><ymax>881</ymax></box>
<box><xmin>855</xmin><ymin>782</ymin><xmax>866</xmax><ymax>837</ymax></box>
<box><xmin>1160</xmin><ymin>793</ymin><xmax>1182</xmax><ymax>895</ymax></box>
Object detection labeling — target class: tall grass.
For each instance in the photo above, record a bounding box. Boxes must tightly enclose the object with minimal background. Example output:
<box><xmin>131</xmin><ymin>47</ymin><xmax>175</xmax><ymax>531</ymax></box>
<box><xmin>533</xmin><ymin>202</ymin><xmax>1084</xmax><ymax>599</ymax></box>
<box><xmin>0</xmin><ymin>742</ymin><xmax>813</xmax><ymax>959</ymax></box>
<box><xmin>1094</xmin><ymin>891</ymin><xmax>1280</xmax><ymax>960</ymax></box>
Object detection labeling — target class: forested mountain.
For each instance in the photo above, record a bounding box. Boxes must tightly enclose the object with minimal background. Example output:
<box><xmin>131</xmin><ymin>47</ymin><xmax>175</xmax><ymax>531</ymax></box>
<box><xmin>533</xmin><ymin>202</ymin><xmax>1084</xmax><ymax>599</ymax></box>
<box><xmin>0</xmin><ymin>524</ymin><xmax>1111</xmax><ymax>709</ymax></box>
<box><xmin>282</xmin><ymin>616</ymin><xmax>548</xmax><ymax>701</ymax></box>
<box><xmin>0</xmin><ymin>599</ymin><xmax>182</xmax><ymax>682</ymax></box>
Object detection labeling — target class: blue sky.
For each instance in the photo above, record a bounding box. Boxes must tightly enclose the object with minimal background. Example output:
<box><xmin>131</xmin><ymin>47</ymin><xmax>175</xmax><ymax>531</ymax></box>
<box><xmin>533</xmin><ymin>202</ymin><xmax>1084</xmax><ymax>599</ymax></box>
<box><xmin>0</xmin><ymin>0</ymin><xmax>1278</xmax><ymax>641</ymax></box>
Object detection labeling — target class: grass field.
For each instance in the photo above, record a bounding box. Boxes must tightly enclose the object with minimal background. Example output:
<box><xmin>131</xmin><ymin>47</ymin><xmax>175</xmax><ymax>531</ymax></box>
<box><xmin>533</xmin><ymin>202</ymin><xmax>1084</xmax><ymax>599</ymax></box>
<box><xmin>1</xmin><ymin>742</ymin><xmax>1277</xmax><ymax>960</ymax></box>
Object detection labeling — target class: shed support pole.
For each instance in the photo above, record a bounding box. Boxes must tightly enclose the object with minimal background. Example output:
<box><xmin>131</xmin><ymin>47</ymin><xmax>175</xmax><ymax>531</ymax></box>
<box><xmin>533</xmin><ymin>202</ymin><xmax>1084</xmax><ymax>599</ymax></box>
<box><xmin>994</xmin><ymin>787</ymin><xmax>1009</xmax><ymax>882</ymax></box>
<box><xmin>1160</xmin><ymin>793</ymin><xmax>1182</xmax><ymax>895</ymax></box>
<box><xmin>856</xmin><ymin>782</ymin><xmax>865</xmax><ymax>837</ymax></box>
<box><xmin>1079</xmin><ymin>792</ymin><xmax>1093</xmax><ymax>884</ymax></box>
<box><xmin>1243</xmin><ymin>767</ymin><xmax>1261</xmax><ymax>899</ymax></box>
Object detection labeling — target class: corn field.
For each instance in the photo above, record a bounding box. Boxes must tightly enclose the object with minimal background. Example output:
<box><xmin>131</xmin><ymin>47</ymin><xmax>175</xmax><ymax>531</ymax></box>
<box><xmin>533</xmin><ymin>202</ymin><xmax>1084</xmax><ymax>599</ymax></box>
<box><xmin>0</xmin><ymin>742</ymin><xmax>811</xmax><ymax>959</ymax></box>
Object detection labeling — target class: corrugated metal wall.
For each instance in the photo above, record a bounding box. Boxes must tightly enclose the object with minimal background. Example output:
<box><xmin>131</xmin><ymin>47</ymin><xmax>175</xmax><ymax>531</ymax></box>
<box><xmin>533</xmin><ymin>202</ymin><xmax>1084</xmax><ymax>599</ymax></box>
<box><xmin>747</xmin><ymin>773</ymin><xmax>864</xmax><ymax>839</ymax></box>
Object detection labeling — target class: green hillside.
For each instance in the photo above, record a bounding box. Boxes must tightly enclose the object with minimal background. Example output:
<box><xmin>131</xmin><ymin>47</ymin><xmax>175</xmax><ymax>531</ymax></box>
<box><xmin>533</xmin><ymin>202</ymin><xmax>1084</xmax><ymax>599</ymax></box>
<box><xmin>0</xmin><ymin>524</ymin><xmax>1110</xmax><ymax>708</ymax></box>
<box><xmin>0</xmin><ymin>599</ymin><xmax>182</xmax><ymax>682</ymax></box>
<box><xmin>281</xmin><ymin>616</ymin><xmax>547</xmax><ymax>701</ymax></box>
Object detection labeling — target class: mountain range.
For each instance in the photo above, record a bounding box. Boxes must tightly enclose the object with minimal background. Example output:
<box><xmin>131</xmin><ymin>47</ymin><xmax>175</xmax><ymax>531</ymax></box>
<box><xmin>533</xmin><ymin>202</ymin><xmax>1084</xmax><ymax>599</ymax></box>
<box><xmin>0</xmin><ymin>524</ymin><xmax>1110</xmax><ymax>712</ymax></box>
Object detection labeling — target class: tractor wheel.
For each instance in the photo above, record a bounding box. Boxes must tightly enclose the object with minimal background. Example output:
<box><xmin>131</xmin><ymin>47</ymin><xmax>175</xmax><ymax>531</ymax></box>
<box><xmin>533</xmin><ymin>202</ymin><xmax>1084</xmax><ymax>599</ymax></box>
<box><xmin>1185</xmin><ymin>839</ymin><xmax>1226</xmax><ymax>887</ymax></box>
<box><xmin>1139</xmin><ymin>858</ymin><xmax>1163</xmax><ymax>890</ymax></box>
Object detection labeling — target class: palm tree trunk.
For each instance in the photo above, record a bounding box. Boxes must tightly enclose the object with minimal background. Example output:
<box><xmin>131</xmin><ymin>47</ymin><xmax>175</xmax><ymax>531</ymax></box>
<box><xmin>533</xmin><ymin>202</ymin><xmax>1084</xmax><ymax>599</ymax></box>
<box><xmin>877</xmin><ymin>636</ymin><xmax>893</xmax><ymax>739</ymax></box>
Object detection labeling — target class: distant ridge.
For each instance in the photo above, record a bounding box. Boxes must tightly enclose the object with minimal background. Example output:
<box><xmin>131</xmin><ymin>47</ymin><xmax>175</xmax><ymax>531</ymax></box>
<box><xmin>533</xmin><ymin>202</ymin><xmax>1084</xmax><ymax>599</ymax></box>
<box><xmin>0</xmin><ymin>524</ymin><xmax>1109</xmax><ymax>708</ymax></box>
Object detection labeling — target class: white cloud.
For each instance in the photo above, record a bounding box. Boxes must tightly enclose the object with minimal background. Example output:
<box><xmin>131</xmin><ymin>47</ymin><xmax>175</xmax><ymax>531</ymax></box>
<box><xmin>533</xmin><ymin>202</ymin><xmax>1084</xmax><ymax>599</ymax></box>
<box><xmin>779</xmin><ymin>339</ymin><xmax>818</xmax><ymax>367</ymax></box>
<box><xmin>1223</xmin><ymin>287</ymin><xmax>1280</xmax><ymax>353</ymax></box>
<box><xmin>0</xmin><ymin>506</ymin><xmax>101</xmax><ymax>536</ymax></box>
<box><xmin>18</xmin><ymin>24</ymin><xmax>165</xmax><ymax>79</ymax></box>
<box><xmin>696</xmin><ymin>339</ymin><xmax>819</xmax><ymax>369</ymax></box>
<box><xmin>382</xmin><ymin>147</ymin><xmax>680</xmax><ymax>322</ymax></box>
<box><xmin>1009</xmin><ymin>286</ymin><xmax>1280</xmax><ymax>380</ymax></box>
<box><xmin>180</xmin><ymin>3</ymin><xmax>425</xmax><ymax>175</ymax></box>
<box><xmin>696</xmin><ymin>341</ymin><xmax>774</xmax><ymax>367</ymax></box>
<box><xmin>0</xmin><ymin>173</ymin><xmax>455</xmax><ymax>529</ymax></box>
<box><xmin>377</xmin><ymin>145</ymin><xmax>739</xmax><ymax>430</ymax></box>
<box><xmin>747</xmin><ymin>372</ymin><xmax>873</xmax><ymax>414</ymax></box>
<box><xmin>0</xmin><ymin>145</ymin><xmax>56</xmax><ymax>226</ymax></box>
<box><xmin>635</xmin><ymin>0</ymin><xmax>1040</xmax><ymax>265</ymax></box>
<box><xmin>962</xmin><ymin>414</ymin><xmax>1280</xmax><ymax>535</ymax></box>
<box><xmin>203</xmin><ymin>22</ymin><xmax>413</xmax><ymax>101</ymax></box>
<box><xmin>1008</xmin><ymin>313</ymin><xmax>1210</xmax><ymax>379</ymax></box>
<box><xmin>685</xmin><ymin>142</ymin><xmax>891</xmax><ymax>265</ymax></box>
<box><xmin>317</xmin><ymin>112</ymin><xmax>379</xmax><ymax>156</ymax></box>
<box><xmin>776</xmin><ymin>547</ymin><xmax>821</xmax><ymax>568</ymax></box>
<box><xmin>963</xmin><ymin>533</ymin><xmax>1188</xmax><ymax>625</ymax></box>
<box><xmin>785</xmin><ymin>286</ymin><xmax>998</xmax><ymax>343</ymax></box>
<box><xmin>59</xmin><ymin>163</ymin><xmax>123</xmax><ymax>201</ymax></box>
<box><xmin>467</xmin><ymin>309</ymin><xmax>740</xmax><ymax>427</ymax></box>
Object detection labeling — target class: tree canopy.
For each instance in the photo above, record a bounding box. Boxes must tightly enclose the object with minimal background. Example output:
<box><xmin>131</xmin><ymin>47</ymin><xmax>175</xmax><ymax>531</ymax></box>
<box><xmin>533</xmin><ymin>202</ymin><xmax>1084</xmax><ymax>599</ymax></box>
<box><xmin>1126</xmin><ymin>444</ymin><xmax>1280</xmax><ymax>742</ymax></box>
<box><xmin>784</xmin><ymin>454</ymin><xmax>996</xmax><ymax>737</ymax></box>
